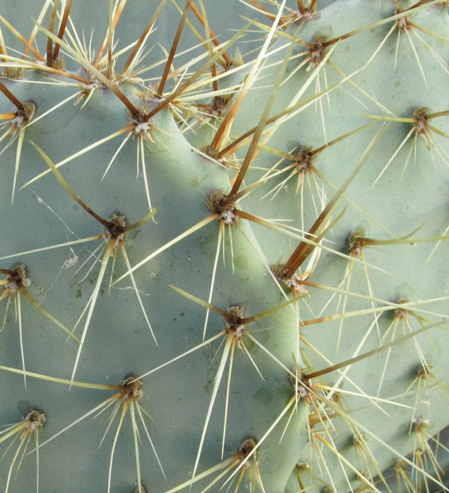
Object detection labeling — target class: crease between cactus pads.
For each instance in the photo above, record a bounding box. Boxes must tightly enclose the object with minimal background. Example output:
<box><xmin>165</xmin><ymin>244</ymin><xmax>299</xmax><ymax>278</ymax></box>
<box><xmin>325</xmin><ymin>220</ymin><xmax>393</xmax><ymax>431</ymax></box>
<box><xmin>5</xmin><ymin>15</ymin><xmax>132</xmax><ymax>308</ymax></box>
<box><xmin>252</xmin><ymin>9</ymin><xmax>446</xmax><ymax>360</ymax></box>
<box><xmin>0</xmin><ymin>0</ymin><xmax>448</xmax><ymax>491</ymax></box>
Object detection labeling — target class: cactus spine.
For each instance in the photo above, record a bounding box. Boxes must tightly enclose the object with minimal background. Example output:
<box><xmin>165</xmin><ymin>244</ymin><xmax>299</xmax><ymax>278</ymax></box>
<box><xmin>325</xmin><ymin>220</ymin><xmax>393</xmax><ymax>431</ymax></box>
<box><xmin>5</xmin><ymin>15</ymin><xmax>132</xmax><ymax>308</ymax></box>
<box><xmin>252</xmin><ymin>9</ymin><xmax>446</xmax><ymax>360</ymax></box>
<box><xmin>0</xmin><ymin>0</ymin><xmax>448</xmax><ymax>491</ymax></box>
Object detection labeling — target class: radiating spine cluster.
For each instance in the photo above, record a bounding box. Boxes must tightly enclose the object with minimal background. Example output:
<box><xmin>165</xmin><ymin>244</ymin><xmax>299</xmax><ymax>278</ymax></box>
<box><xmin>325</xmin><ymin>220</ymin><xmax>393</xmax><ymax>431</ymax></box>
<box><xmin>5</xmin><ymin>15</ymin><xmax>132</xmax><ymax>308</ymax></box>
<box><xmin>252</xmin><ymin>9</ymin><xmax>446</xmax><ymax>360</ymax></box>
<box><xmin>0</xmin><ymin>0</ymin><xmax>448</xmax><ymax>491</ymax></box>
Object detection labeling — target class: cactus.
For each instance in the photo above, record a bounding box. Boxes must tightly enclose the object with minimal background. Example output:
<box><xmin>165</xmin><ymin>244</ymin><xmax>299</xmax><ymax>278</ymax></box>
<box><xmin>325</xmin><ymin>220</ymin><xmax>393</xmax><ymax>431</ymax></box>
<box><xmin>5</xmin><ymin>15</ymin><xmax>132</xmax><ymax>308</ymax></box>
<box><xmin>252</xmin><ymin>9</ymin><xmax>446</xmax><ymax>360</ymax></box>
<box><xmin>0</xmin><ymin>0</ymin><xmax>448</xmax><ymax>491</ymax></box>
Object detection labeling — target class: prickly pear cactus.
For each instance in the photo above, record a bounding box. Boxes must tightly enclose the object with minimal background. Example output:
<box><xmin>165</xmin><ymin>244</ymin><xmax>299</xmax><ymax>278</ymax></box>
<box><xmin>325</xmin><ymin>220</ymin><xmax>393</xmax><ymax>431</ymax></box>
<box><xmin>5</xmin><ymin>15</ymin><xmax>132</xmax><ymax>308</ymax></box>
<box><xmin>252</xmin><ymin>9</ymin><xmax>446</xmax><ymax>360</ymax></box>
<box><xmin>0</xmin><ymin>1</ymin><xmax>448</xmax><ymax>492</ymax></box>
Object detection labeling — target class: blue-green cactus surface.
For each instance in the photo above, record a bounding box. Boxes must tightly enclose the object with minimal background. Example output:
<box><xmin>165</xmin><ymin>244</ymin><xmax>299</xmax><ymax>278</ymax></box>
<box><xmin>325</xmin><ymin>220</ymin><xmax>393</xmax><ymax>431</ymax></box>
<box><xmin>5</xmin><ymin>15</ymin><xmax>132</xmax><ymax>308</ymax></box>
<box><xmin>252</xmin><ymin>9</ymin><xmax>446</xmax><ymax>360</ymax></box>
<box><xmin>0</xmin><ymin>1</ymin><xmax>448</xmax><ymax>492</ymax></box>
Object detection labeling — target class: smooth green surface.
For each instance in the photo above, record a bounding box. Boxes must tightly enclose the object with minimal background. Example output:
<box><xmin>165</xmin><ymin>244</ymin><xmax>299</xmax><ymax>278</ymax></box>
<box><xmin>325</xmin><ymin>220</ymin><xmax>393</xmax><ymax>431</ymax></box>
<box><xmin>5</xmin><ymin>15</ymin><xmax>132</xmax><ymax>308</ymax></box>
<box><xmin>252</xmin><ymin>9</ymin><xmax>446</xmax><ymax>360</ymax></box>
<box><xmin>0</xmin><ymin>1</ymin><xmax>448</xmax><ymax>492</ymax></box>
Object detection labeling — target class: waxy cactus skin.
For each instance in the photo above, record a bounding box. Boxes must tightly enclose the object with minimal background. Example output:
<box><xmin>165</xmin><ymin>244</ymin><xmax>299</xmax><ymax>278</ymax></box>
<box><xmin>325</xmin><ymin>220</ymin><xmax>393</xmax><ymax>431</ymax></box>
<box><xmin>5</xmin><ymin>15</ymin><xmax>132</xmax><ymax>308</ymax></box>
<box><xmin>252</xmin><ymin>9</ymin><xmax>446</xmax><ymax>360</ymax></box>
<box><xmin>0</xmin><ymin>1</ymin><xmax>448</xmax><ymax>491</ymax></box>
